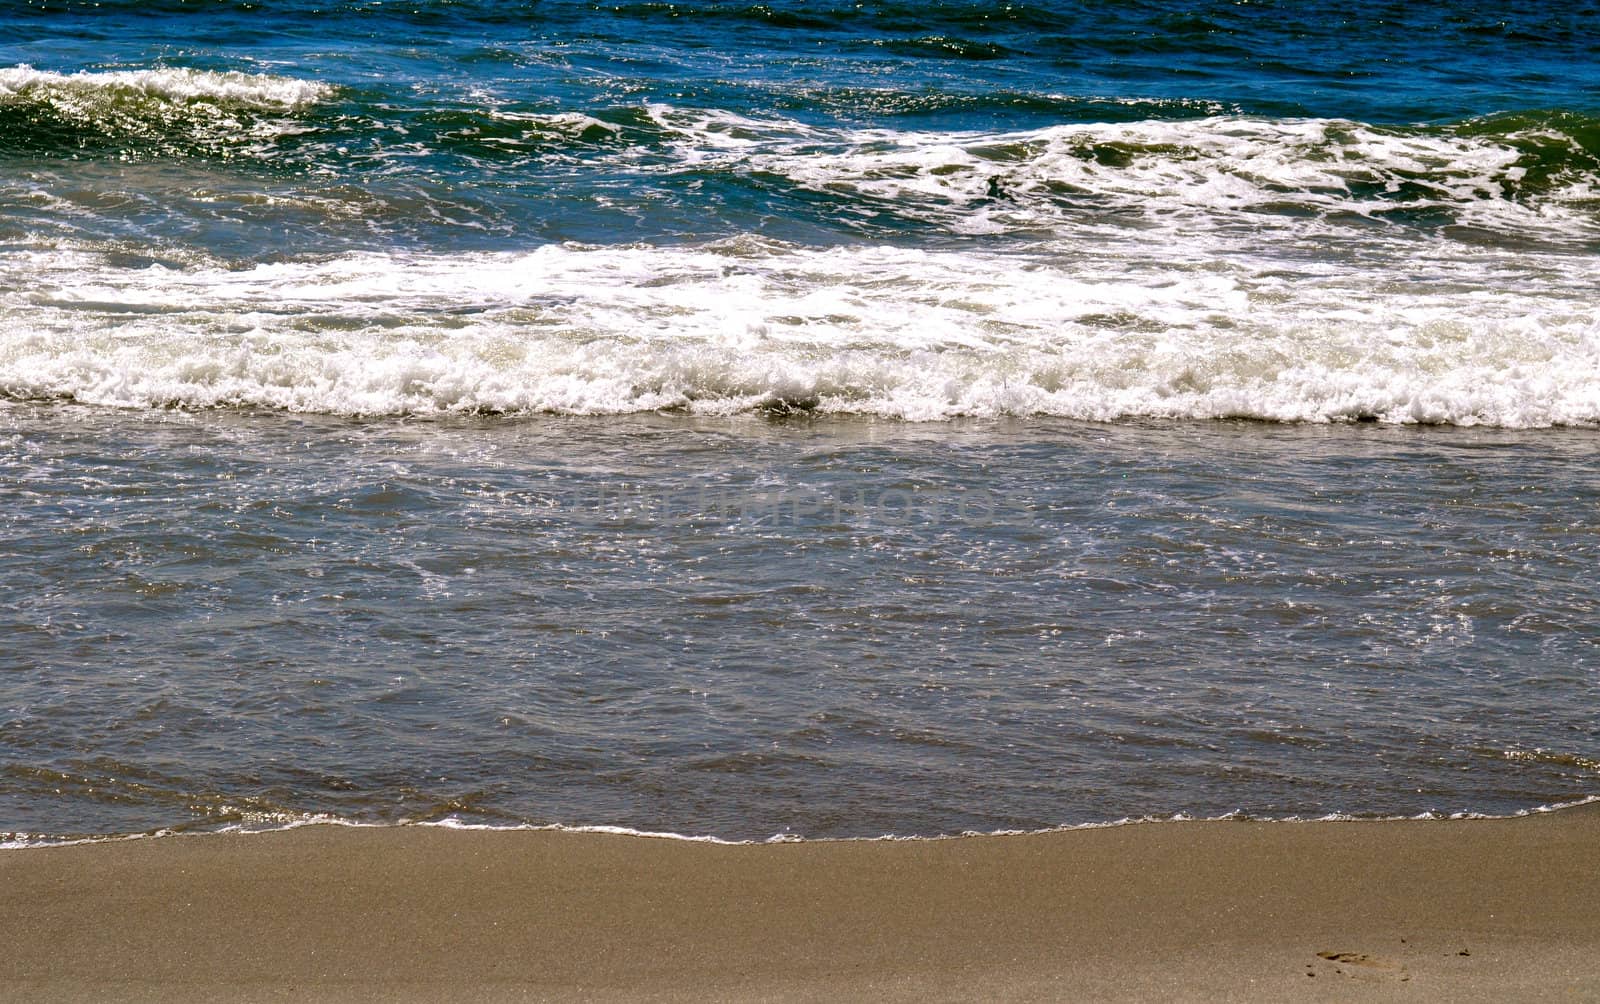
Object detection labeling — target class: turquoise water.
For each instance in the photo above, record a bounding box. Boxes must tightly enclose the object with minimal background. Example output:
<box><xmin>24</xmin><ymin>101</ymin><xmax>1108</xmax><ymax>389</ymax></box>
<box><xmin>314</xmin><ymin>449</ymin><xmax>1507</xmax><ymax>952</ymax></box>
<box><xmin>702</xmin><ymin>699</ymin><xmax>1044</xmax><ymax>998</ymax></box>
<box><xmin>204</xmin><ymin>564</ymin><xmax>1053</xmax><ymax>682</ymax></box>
<box><xmin>2</xmin><ymin>2</ymin><xmax>1598</xmax><ymax>840</ymax></box>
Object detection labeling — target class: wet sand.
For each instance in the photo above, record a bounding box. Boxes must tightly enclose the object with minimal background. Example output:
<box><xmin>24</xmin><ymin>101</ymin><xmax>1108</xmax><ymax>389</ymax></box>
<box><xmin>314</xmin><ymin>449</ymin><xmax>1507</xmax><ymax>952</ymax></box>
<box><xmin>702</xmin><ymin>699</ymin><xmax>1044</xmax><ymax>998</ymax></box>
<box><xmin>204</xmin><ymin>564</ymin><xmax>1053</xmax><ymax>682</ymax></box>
<box><xmin>4</xmin><ymin>804</ymin><xmax>1599</xmax><ymax>1001</ymax></box>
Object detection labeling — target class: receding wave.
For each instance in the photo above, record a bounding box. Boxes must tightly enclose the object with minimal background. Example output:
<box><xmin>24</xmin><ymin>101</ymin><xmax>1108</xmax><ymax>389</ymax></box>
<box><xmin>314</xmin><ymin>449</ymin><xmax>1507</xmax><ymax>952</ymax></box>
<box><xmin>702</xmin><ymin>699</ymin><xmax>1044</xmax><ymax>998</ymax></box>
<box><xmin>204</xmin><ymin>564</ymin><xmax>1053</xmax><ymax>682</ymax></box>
<box><xmin>3</xmin><ymin>239</ymin><xmax>1597</xmax><ymax>426</ymax></box>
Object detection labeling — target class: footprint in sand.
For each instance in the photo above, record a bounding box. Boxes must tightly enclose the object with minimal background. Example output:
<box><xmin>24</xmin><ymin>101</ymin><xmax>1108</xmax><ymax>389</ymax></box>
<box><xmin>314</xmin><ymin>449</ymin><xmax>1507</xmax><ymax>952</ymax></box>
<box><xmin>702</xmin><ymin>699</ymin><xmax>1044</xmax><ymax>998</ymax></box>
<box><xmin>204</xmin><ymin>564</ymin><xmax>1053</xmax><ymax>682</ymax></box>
<box><xmin>1306</xmin><ymin>950</ymin><xmax>1411</xmax><ymax>983</ymax></box>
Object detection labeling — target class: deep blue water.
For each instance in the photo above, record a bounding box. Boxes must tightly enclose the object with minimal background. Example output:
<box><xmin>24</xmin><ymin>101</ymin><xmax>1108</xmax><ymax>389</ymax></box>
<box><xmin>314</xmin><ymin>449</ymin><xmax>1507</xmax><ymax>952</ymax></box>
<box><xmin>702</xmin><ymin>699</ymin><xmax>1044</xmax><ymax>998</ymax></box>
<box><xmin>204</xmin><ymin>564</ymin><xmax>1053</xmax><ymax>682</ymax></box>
<box><xmin>2</xmin><ymin>2</ymin><xmax>1598</xmax><ymax>841</ymax></box>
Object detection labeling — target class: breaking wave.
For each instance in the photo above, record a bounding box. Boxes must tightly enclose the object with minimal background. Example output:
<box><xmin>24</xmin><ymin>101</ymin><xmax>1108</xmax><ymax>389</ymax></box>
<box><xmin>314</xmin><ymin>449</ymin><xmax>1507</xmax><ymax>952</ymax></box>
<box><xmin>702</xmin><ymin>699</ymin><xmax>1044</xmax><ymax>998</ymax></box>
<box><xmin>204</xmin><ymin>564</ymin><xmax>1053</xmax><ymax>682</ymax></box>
<box><xmin>0</xmin><ymin>65</ymin><xmax>334</xmax><ymax>158</ymax></box>
<box><xmin>3</xmin><ymin>239</ymin><xmax>1597</xmax><ymax>426</ymax></box>
<box><xmin>638</xmin><ymin>106</ymin><xmax>1600</xmax><ymax>240</ymax></box>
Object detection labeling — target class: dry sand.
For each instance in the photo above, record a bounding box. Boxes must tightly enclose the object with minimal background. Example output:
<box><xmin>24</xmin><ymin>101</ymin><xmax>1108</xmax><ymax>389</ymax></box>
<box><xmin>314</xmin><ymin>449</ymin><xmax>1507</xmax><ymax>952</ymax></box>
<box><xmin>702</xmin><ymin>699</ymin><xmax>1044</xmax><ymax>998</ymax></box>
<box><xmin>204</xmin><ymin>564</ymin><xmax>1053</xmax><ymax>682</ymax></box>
<box><xmin>4</xmin><ymin>803</ymin><xmax>1599</xmax><ymax>1001</ymax></box>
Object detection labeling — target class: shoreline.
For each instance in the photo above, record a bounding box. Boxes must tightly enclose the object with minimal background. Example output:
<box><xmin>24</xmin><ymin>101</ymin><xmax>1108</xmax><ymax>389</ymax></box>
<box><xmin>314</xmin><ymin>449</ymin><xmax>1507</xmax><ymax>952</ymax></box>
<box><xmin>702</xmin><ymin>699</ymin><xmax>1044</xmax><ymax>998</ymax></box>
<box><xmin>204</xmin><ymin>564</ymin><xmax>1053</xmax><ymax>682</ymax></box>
<box><xmin>7</xmin><ymin>793</ymin><xmax>1600</xmax><ymax>850</ymax></box>
<box><xmin>5</xmin><ymin>804</ymin><xmax>1600</xmax><ymax>1001</ymax></box>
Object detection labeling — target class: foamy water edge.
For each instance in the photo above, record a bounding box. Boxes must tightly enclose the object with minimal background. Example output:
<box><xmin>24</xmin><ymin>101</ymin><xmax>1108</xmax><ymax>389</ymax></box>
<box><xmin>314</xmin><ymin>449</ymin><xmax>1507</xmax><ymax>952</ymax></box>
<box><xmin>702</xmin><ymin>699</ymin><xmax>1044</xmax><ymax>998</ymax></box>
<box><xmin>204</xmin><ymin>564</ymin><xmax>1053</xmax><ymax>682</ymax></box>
<box><xmin>6</xmin><ymin>795</ymin><xmax>1597</xmax><ymax>851</ymax></box>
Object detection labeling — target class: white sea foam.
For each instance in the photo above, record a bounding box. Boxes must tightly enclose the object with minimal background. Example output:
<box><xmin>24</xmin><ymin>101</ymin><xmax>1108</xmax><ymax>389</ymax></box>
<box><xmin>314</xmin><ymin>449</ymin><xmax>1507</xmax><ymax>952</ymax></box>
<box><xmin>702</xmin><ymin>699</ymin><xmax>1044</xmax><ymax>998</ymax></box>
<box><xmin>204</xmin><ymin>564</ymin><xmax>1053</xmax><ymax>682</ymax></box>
<box><xmin>488</xmin><ymin>109</ymin><xmax>618</xmax><ymax>135</ymax></box>
<box><xmin>0</xmin><ymin>64</ymin><xmax>333</xmax><ymax>111</ymax></box>
<box><xmin>642</xmin><ymin>106</ymin><xmax>1600</xmax><ymax>241</ymax></box>
<box><xmin>3</xmin><ymin>236</ymin><xmax>1597</xmax><ymax>425</ymax></box>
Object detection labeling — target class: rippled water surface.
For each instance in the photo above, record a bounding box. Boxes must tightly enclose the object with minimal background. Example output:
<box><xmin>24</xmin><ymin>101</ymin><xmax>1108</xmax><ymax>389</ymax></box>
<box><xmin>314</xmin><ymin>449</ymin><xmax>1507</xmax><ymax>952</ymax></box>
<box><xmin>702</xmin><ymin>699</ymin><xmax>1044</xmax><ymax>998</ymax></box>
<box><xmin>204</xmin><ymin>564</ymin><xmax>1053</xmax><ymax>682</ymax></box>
<box><xmin>4</xmin><ymin>407</ymin><xmax>1599</xmax><ymax>839</ymax></box>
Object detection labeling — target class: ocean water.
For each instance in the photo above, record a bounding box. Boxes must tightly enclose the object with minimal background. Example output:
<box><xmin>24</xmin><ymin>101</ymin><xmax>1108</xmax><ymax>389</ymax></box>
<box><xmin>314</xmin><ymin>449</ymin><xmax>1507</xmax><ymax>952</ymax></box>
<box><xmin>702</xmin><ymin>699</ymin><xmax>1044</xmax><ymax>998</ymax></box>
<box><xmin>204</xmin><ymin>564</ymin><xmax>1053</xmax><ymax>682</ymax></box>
<box><xmin>2</xmin><ymin>1</ymin><xmax>1598</xmax><ymax>842</ymax></box>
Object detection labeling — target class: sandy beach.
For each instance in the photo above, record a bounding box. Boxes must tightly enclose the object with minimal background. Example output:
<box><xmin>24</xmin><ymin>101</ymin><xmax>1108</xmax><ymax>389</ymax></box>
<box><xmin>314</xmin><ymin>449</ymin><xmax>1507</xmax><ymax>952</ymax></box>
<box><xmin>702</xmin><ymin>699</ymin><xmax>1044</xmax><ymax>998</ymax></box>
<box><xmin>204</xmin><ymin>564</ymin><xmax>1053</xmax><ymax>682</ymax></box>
<box><xmin>4</xmin><ymin>803</ymin><xmax>1598</xmax><ymax>1001</ymax></box>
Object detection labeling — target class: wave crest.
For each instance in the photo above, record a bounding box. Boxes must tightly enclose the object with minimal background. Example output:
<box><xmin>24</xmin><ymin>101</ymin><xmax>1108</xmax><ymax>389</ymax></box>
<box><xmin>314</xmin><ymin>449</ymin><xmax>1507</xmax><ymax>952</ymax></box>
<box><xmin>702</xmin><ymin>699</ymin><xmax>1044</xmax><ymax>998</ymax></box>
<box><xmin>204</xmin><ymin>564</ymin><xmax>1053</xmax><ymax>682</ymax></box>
<box><xmin>0</xmin><ymin>64</ymin><xmax>332</xmax><ymax>110</ymax></box>
<box><xmin>0</xmin><ymin>64</ymin><xmax>333</xmax><ymax>158</ymax></box>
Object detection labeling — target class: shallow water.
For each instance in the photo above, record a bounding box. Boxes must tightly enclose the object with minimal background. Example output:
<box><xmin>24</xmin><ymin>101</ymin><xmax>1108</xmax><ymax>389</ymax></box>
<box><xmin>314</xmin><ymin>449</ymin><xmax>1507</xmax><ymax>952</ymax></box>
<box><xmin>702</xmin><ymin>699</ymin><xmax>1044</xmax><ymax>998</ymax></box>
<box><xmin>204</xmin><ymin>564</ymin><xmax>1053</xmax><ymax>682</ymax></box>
<box><xmin>4</xmin><ymin>406</ymin><xmax>1598</xmax><ymax>840</ymax></box>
